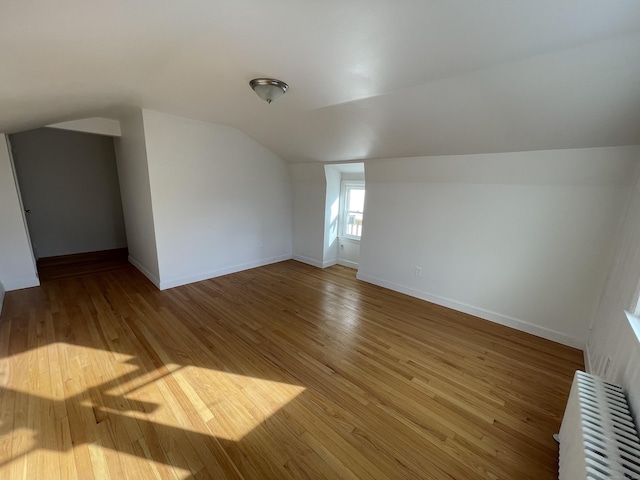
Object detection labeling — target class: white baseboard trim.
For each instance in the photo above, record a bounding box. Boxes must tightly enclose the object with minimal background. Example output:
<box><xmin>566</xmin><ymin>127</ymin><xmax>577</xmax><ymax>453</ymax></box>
<box><xmin>323</xmin><ymin>258</ymin><xmax>338</xmax><ymax>268</ymax></box>
<box><xmin>290</xmin><ymin>253</ymin><xmax>338</xmax><ymax>268</ymax></box>
<box><xmin>337</xmin><ymin>259</ymin><xmax>359</xmax><ymax>269</ymax></box>
<box><xmin>128</xmin><ymin>255</ymin><xmax>161</xmax><ymax>288</ymax></box>
<box><xmin>356</xmin><ymin>272</ymin><xmax>584</xmax><ymax>349</ymax></box>
<box><xmin>292</xmin><ymin>255</ymin><xmax>337</xmax><ymax>269</ymax></box>
<box><xmin>292</xmin><ymin>254</ymin><xmax>324</xmax><ymax>268</ymax></box>
<box><xmin>159</xmin><ymin>254</ymin><xmax>292</xmax><ymax>290</ymax></box>
<box><xmin>2</xmin><ymin>276</ymin><xmax>40</xmax><ymax>291</ymax></box>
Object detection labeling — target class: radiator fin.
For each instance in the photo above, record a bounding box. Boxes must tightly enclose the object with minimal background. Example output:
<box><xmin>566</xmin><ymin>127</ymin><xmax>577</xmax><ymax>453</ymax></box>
<box><xmin>559</xmin><ymin>370</ymin><xmax>640</xmax><ymax>479</ymax></box>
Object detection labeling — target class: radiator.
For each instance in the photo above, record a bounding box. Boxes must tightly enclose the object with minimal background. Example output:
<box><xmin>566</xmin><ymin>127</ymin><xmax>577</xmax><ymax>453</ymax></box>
<box><xmin>559</xmin><ymin>370</ymin><xmax>640</xmax><ymax>479</ymax></box>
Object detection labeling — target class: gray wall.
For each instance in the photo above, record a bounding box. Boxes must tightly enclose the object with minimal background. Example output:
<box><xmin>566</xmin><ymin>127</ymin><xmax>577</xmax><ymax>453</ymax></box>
<box><xmin>10</xmin><ymin>128</ymin><xmax>127</xmax><ymax>258</ymax></box>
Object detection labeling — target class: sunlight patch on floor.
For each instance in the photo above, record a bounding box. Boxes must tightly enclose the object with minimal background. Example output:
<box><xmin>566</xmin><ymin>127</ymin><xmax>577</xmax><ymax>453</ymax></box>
<box><xmin>0</xmin><ymin>342</ymin><xmax>306</xmax><ymax>477</ymax></box>
<box><xmin>106</xmin><ymin>363</ymin><xmax>307</xmax><ymax>442</ymax></box>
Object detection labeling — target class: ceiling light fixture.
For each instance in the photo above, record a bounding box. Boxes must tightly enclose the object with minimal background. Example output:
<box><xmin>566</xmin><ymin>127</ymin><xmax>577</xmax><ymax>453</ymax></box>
<box><xmin>249</xmin><ymin>78</ymin><xmax>289</xmax><ymax>104</ymax></box>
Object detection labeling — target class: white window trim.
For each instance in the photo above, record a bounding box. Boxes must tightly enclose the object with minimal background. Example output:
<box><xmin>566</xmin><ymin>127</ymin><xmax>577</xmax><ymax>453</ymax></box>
<box><xmin>339</xmin><ymin>181</ymin><xmax>365</xmax><ymax>241</ymax></box>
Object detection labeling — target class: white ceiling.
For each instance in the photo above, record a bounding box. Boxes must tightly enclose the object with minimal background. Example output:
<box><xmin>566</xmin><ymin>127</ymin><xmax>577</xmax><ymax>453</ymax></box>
<box><xmin>1</xmin><ymin>1</ymin><xmax>640</xmax><ymax>162</ymax></box>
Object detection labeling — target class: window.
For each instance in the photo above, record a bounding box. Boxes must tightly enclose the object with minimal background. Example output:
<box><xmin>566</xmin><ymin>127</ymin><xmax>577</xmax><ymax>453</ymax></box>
<box><xmin>340</xmin><ymin>182</ymin><xmax>365</xmax><ymax>239</ymax></box>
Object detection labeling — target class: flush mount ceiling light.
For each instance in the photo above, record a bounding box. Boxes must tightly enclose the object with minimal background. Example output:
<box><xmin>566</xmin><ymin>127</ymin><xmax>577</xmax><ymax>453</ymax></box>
<box><xmin>249</xmin><ymin>78</ymin><xmax>289</xmax><ymax>104</ymax></box>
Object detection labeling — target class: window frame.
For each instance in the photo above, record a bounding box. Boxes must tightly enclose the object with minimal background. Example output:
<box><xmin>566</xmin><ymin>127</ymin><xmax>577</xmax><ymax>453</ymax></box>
<box><xmin>339</xmin><ymin>181</ymin><xmax>365</xmax><ymax>241</ymax></box>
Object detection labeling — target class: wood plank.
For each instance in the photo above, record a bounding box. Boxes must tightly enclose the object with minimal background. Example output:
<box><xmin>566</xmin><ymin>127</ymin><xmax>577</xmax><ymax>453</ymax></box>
<box><xmin>0</xmin><ymin>260</ymin><xmax>583</xmax><ymax>479</ymax></box>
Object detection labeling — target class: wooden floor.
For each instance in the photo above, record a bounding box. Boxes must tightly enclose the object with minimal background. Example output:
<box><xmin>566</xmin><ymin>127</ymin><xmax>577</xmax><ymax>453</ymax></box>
<box><xmin>0</xmin><ymin>260</ymin><xmax>583</xmax><ymax>479</ymax></box>
<box><xmin>36</xmin><ymin>248</ymin><xmax>129</xmax><ymax>282</ymax></box>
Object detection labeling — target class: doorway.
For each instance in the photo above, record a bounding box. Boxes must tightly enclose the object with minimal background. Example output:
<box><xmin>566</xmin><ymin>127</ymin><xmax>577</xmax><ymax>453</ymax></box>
<box><xmin>9</xmin><ymin>127</ymin><xmax>128</xmax><ymax>280</ymax></box>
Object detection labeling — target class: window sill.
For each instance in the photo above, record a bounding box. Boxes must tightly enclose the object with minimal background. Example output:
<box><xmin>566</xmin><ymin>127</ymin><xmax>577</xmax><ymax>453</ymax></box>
<box><xmin>339</xmin><ymin>236</ymin><xmax>361</xmax><ymax>244</ymax></box>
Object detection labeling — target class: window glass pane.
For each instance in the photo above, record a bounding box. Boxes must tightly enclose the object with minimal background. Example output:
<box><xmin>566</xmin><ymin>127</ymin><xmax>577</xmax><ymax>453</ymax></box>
<box><xmin>348</xmin><ymin>188</ymin><xmax>365</xmax><ymax>213</ymax></box>
<box><xmin>345</xmin><ymin>212</ymin><xmax>363</xmax><ymax>237</ymax></box>
<box><xmin>341</xmin><ymin>184</ymin><xmax>365</xmax><ymax>238</ymax></box>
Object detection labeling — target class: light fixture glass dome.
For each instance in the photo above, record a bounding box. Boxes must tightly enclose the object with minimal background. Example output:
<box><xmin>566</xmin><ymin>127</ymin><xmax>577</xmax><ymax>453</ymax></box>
<box><xmin>250</xmin><ymin>78</ymin><xmax>289</xmax><ymax>104</ymax></box>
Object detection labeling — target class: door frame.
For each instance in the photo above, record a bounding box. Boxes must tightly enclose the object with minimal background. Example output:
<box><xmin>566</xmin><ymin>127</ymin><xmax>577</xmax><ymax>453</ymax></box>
<box><xmin>5</xmin><ymin>135</ymin><xmax>39</xmax><ymax>269</ymax></box>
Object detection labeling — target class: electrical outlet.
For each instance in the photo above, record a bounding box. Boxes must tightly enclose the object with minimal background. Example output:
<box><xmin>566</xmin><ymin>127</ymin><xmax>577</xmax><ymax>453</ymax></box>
<box><xmin>340</xmin><ymin>243</ymin><xmax>344</xmax><ymax>250</ymax></box>
<box><xmin>415</xmin><ymin>266</ymin><xmax>422</xmax><ymax>277</ymax></box>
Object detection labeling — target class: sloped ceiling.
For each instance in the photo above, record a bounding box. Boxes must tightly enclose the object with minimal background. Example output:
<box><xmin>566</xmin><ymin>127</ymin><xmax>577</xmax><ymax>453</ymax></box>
<box><xmin>1</xmin><ymin>1</ymin><xmax>640</xmax><ymax>162</ymax></box>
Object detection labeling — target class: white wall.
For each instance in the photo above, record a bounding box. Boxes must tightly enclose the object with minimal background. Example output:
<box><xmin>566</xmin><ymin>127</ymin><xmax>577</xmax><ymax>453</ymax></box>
<box><xmin>141</xmin><ymin>110</ymin><xmax>293</xmax><ymax>289</ymax></box>
<box><xmin>290</xmin><ymin>163</ymin><xmax>326</xmax><ymax>267</ymax></box>
<box><xmin>323</xmin><ymin>166</ymin><xmax>341</xmax><ymax>267</ymax></box>
<box><xmin>338</xmin><ymin>237</ymin><xmax>361</xmax><ymax>269</ymax></box>
<box><xmin>113</xmin><ymin>109</ymin><xmax>160</xmax><ymax>286</ymax></box>
<box><xmin>0</xmin><ymin>135</ymin><xmax>39</xmax><ymax>291</ymax></box>
<box><xmin>357</xmin><ymin>146</ymin><xmax>640</xmax><ymax>348</ymax></box>
<box><xmin>10</xmin><ymin>128</ymin><xmax>127</xmax><ymax>258</ymax></box>
<box><xmin>291</xmin><ymin>163</ymin><xmax>364</xmax><ymax>269</ymax></box>
<box><xmin>586</xmin><ymin>156</ymin><xmax>640</xmax><ymax>417</ymax></box>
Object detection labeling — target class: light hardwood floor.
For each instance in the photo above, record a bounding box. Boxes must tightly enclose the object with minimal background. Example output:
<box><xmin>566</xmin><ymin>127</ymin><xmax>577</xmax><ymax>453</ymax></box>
<box><xmin>0</xmin><ymin>260</ymin><xmax>583</xmax><ymax>479</ymax></box>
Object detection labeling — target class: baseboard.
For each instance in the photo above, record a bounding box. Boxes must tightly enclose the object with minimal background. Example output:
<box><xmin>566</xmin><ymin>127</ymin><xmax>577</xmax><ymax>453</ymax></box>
<box><xmin>292</xmin><ymin>254</ymin><xmax>324</xmax><ymax>268</ymax></box>
<box><xmin>128</xmin><ymin>255</ymin><xmax>161</xmax><ymax>288</ymax></box>
<box><xmin>356</xmin><ymin>272</ymin><xmax>584</xmax><ymax>349</ymax></box>
<box><xmin>291</xmin><ymin>254</ymin><xmax>340</xmax><ymax>269</ymax></box>
<box><xmin>337</xmin><ymin>259</ymin><xmax>359</xmax><ymax>269</ymax></box>
<box><xmin>323</xmin><ymin>258</ymin><xmax>338</xmax><ymax>268</ymax></box>
<box><xmin>159</xmin><ymin>254</ymin><xmax>292</xmax><ymax>290</ymax></box>
<box><xmin>1</xmin><ymin>276</ymin><xmax>40</xmax><ymax>291</ymax></box>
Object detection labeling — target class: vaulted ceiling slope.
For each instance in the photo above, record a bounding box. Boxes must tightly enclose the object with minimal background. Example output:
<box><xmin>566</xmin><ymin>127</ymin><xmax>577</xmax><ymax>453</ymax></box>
<box><xmin>2</xmin><ymin>1</ymin><xmax>640</xmax><ymax>162</ymax></box>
